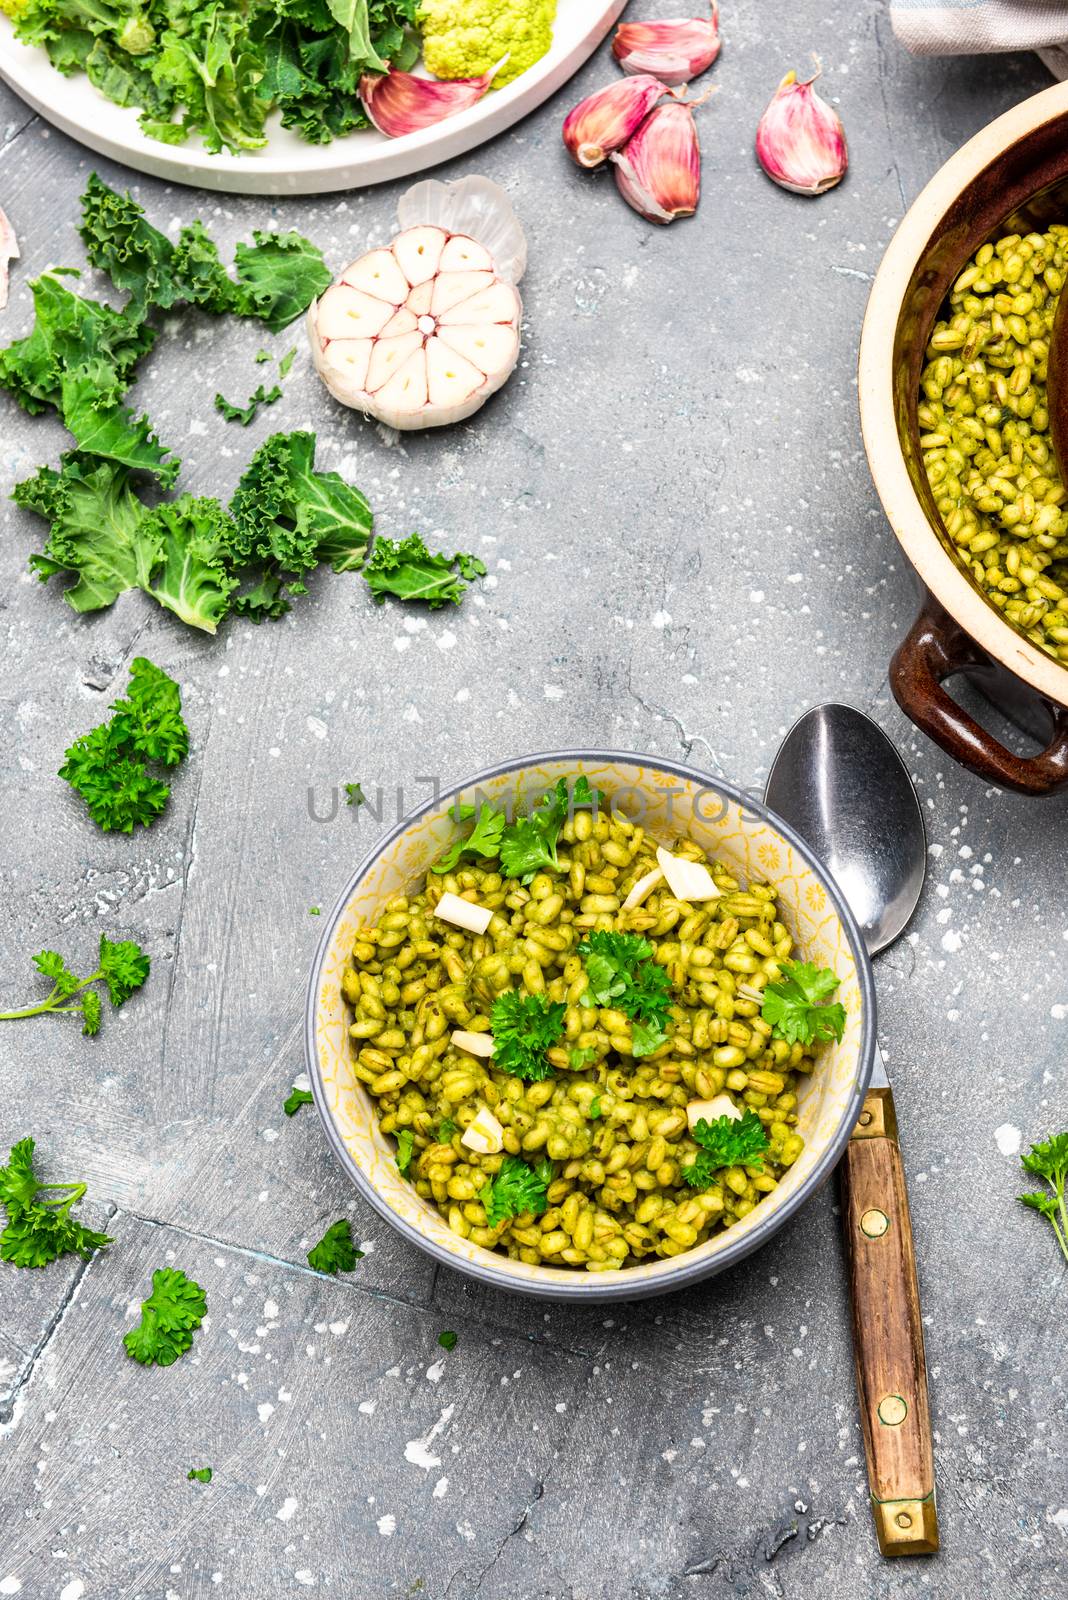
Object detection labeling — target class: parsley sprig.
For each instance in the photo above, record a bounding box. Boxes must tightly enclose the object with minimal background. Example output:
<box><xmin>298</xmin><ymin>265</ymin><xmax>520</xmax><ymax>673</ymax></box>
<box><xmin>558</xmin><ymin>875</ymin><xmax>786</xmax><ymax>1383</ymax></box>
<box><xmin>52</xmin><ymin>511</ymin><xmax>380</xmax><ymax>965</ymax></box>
<box><xmin>490</xmin><ymin>992</ymin><xmax>565</xmax><ymax>1082</ymax></box>
<box><xmin>682</xmin><ymin>1111</ymin><xmax>769</xmax><ymax>1189</ymax></box>
<box><xmin>760</xmin><ymin>960</ymin><xmax>846</xmax><ymax>1047</ymax></box>
<box><xmin>480</xmin><ymin>1156</ymin><xmax>553</xmax><ymax>1228</ymax></box>
<box><xmin>578</xmin><ymin>930</ymin><xmax>673</xmax><ymax>1058</ymax></box>
<box><xmin>59</xmin><ymin>657</ymin><xmax>189</xmax><ymax>832</ymax></box>
<box><xmin>431</xmin><ymin>778</ymin><xmax>604</xmax><ymax>883</ymax></box>
<box><xmin>307</xmin><ymin>1218</ymin><xmax>364</xmax><ymax>1275</ymax></box>
<box><xmin>0</xmin><ymin>934</ymin><xmax>150</xmax><ymax>1035</ymax></box>
<box><xmin>0</xmin><ymin>1137</ymin><xmax>112</xmax><ymax>1268</ymax></box>
<box><xmin>124</xmin><ymin>1268</ymin><xmax>207</xmax><ymax>1366</ymax></box>
<box><xmin>431</xmin><ymin>803</ymin><xmax>505</xmax><ymax>875</ymax></box>
<box><xmin>1018</xmin><ymin>1131</ymin><xmax>1068</xmax><ymax>1264</ymax></box>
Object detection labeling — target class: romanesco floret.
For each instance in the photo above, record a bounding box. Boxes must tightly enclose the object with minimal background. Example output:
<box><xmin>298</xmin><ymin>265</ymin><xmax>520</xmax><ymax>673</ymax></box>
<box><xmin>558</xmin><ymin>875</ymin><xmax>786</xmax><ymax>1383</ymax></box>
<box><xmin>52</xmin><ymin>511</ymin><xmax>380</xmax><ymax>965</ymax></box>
<box><xmin>418</xmin><ymin>0</ymin><xmax>557</xmax><ymax>89</ymax></box>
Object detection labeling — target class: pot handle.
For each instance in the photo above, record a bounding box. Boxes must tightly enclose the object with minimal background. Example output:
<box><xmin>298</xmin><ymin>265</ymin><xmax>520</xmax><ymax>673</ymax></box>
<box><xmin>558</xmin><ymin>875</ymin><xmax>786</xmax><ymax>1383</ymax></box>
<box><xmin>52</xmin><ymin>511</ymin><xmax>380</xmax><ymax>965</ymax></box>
<box><xmin>890</xmin><ymin>595</ymin><xmax>1068</xmax><ymax>795</ymax></box>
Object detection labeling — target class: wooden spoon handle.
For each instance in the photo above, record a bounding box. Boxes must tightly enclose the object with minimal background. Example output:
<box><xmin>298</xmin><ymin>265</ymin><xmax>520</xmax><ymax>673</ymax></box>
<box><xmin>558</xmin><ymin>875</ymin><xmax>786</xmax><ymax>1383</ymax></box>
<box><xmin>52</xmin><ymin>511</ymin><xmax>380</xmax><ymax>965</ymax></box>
<box><xmin>839</xmin><ymin>1087</ymin><xmax>939</xmax><ymax>1555</ymax></box>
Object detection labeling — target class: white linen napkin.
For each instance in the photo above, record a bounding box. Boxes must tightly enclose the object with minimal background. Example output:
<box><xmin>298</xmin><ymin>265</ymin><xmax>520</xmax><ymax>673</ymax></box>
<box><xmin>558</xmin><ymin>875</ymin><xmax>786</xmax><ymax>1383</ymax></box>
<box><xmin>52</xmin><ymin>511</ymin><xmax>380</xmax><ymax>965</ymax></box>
<box><xmin>889</xmin><ymin>0</ymin><xmax>1068</xmax><ymax>78</ymax></box>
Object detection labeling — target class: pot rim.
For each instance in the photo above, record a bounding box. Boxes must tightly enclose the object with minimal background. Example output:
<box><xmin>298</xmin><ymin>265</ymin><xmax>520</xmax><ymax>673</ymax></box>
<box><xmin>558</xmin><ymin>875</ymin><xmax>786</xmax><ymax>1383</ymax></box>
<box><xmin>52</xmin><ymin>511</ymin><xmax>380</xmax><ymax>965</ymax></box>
<box><xmin>304</xmin><ymin>748</ymin><xmax>878</xmax><ymax>1302</ymax></box>
<box><xmin>858</xmin><ymin>76</ymin><xmax>1068</xmax><ymax>710</ymax></box>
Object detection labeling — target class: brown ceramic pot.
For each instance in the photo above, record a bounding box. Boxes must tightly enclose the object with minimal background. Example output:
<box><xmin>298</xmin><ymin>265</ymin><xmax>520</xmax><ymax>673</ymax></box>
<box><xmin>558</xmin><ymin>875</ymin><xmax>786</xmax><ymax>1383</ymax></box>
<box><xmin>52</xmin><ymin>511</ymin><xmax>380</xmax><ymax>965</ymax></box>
<box><xmin>859</xmin><ymin>80</ymin><xmax>1068</xmax><ymax>795</ymax></box>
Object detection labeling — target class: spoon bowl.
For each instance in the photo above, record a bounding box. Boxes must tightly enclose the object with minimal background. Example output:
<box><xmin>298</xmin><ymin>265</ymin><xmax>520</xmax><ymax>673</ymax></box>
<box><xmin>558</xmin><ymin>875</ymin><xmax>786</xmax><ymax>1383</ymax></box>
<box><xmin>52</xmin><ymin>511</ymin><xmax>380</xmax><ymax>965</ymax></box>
<box><xmin>764</xmin><ymin>704</ymin><xmax>926</xmax><ymax>956</ymax></box>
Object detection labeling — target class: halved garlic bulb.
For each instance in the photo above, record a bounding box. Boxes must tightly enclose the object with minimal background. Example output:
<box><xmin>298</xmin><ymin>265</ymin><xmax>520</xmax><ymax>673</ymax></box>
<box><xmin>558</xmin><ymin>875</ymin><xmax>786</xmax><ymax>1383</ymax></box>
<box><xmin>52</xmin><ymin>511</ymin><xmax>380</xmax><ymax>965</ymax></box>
<box><xmin>308</xmin><ymin>176</ymin><xmax>526</xmax><ymax>432</ymax></box>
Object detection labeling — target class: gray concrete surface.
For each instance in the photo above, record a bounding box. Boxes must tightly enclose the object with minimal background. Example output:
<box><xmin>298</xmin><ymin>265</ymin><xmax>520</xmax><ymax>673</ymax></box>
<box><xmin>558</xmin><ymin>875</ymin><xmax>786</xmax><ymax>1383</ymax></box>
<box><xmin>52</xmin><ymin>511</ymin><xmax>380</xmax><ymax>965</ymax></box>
<box><xmin>0</xmin><ymin>2</ymin><xmax>1066</xmax><ymax>1596</ymax></box>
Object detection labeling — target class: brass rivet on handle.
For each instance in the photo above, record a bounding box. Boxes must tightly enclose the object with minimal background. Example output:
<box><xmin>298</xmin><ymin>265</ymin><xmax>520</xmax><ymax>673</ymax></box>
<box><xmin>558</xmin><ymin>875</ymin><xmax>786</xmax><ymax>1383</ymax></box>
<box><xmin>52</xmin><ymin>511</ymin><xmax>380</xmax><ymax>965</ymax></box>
<box><xmin>858</xmin><ymin>1110</ymin><xmax>873</xmax><ymax>1127</ymax></box>
<box><xmin>895</xmin><ymin>1511</ymin><xmax>913</xmax><ymax>1530</ymax></box>
<box><xmin>877</xmin><ymin>1394</ymin><xmax>908</xmax><ymax>1426</ymax></box>
<box><xmin>860</xmin><ymin>1207</ymin><xmax>890</xmax><ymax>1238</ymax></box>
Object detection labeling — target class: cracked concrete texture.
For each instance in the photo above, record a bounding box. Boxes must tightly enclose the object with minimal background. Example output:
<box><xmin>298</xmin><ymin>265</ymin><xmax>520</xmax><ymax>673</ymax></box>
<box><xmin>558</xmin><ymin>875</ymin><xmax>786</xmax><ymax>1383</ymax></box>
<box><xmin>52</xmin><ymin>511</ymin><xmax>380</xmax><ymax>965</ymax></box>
<box><xmin>0</xmin><ymin>0</ymin><xmax>1066</xmax><ymax>1596</ymax></box>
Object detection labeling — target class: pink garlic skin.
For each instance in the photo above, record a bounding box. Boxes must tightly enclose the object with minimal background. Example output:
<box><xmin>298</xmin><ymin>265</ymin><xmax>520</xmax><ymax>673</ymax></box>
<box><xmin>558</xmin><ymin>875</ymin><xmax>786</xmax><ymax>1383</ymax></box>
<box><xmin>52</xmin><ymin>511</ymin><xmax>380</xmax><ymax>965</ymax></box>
<box><xmin>610</xmin><ymin>101</ymin><xmax>702</xmax><ymax>225</ymax></box>
<box><xmin>612</xmin><ymin>4</ymin><xmax>721</xmax><ymax>87</ymax></box>
<box><xmin>755</xmin><ymin>69</ymin><xmax>847</xmax><ymax>195</ymax></box>
<box><xmin>360</xmin><ymin>60</ymin><xmax>502</xmax><ymax>139</ymax></box>
<box><xmin>562</xmin><ymin>74</ymin><xmax>673</xmax><ymax>169</ymax></box>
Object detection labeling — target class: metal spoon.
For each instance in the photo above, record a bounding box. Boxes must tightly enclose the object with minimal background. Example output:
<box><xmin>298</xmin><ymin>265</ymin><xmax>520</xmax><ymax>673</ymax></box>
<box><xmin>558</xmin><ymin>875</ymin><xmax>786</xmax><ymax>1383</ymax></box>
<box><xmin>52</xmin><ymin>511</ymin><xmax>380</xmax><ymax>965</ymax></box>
<box><xmin>765</xmin><ymin>704</ymin><xmax>939</xmax><ymax>1558</ymax></box>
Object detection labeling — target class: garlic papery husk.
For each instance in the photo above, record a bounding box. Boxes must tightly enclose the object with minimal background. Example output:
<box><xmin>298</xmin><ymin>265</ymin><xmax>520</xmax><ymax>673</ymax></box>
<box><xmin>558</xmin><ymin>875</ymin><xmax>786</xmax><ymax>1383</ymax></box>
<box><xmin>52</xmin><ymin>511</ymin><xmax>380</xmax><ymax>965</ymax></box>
<box><xmin>562</xmin><ymin>74</ymin><xmax>675</xmax><ymax>169</ymax></box>
<box><xmin>360</xmin><ymin>57</ymin><xmax>505</xmax><ymax>139</ymax></box>
<box><xmin>307</xmin><ymin>176</ymin><xmax>525</xmax><ymax>432</ymax></box>
<box><xmin>611</xmin><ymin>101</ymin><xmax>704</xmax><ymax>225</ymax></box>
<box><xmin>0</xmin><ymin>206</ymin><xmax>18</xmax><ymax>312</ymax></box>
<box><xmin>612</xmin><ymin>4</ymin><xmax>721</xmax><ymax>86</ymax></box>
<box><xmin>755</xmin><ymin>65</ymin><xmax>847</xmax><ymax>195</ymax></box>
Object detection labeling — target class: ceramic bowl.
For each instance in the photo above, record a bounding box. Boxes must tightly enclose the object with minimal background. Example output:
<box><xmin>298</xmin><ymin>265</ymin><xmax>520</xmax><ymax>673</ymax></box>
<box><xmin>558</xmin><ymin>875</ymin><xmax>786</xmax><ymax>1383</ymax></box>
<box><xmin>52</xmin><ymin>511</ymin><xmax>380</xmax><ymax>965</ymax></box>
<box><xmin>305</xmin><ymin>752</ymin><xmax>877</xmax><ymax>1302</ymax></box>
<box><xmin>860</xmin><ymin>79</ymin><xmax>1068</xmax><ymax>795</ymax></box>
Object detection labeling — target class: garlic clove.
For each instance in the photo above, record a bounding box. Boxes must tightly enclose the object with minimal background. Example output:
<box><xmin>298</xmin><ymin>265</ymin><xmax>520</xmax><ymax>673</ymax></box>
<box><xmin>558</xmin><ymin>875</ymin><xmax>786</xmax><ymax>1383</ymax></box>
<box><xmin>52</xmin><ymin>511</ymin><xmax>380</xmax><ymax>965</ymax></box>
<box><xmin>379</xmin><ymin>305</ymin><xmax>420</xmax><ymax>337</ymax></box>
<box><xmin>436</xmin><ymin>322</ymin><xmax>518</xmax><ymax>377</ymax></box>
<box><xmin>656</xmin><ymin>844</ymin><xmax>721</xmax><ymax>901</ymax></box>
<box><xmin>451</xmin><ymin>1029</ymin><xmax>495</xmax><ymax>1058</ymax></box>
<box><xmin>360</xmin><ymin>59</ymin><xmax>503</xmax><ymax>140</ymax></box>
<box><xmin>405</xmin><ymin>279</ymin><xmax>435</xmax><ymax>316</ymax></box>
<box><xmin>340</xmin><ymin>247</ymin><xmax>410</xmax><ymax>304</ymax></box>
<box><xmin>755</xmin><ymin>64</ymin><xmax>847</xmax><ymax>195</ymax></box>
<box><xmin>431</xmin><ymin>269</ymin><xmax>495</xmax><ymax>316</ymax></box>
<box><xmin>437</xmin><ymin>280</ymin><xmax>519</xmax><ymax>327</ymax></box>
<box><xmin>374</xmin><ymin>347</ymin><xmax>430</xmax><ymax>416</ymax></box>
<box><xmin>621</xmin><ymin>865</ymin><xmax>665</xmax><ymax>911</ymax></box>
<box><xmin>562</xmin><ymin>73</ymin><xmax>674</xmax><ymax>169</ymax></box>
<box><xmin>612</xmin><ymin>5</ymin><xmax>721</xmax><ymax>87</ymax></box>
<box><xmin>611</xmin><ymin>101</ymin><xmax>704</xmax><ymax>225</ymax></box>
<box><xmin>686</xmin><ymin>1093</ymin><xmax>741</xmax><ymax>1131</ymax></box>
<box><xmin>0</xmin><ymin>205</ymin><xmax>19</xmax><ymax>312</ymax></box>
<box><xmin>316</xmin><ymin>283</ymin><xmax>397</xmax><ymax>340</ymax></box>
<box><xmin>433</xmin><ymin>891</ymin><xmax>493</xmax><ymax>934</ymax></box>
<box><xmin>460</xmin><ymin>1105</ymin><xmax>505</xmax><ymax>1155</ymax></box>
<box><xmin>425</xmin><ymin>336</ymin><xmax>487</xmax><ymax>408</ymax></box>
<box><xmin>366</xmin><ymin>330</ymin><xmax>424</xmax><ymax>393</ymax></box>
<box><xmin>319</xmin><ymin>337</ymin><xmax>374</xmax><ymax>393</ymax></box>
<box><xmin>438</xmin><ymin>234</ymin><xmax>495</xmax><ymax>273</ymax></box>
<box><xmin>391</xmin><ymin>224</ymin><xmax>447</xmax><ymax>286</ymax></box>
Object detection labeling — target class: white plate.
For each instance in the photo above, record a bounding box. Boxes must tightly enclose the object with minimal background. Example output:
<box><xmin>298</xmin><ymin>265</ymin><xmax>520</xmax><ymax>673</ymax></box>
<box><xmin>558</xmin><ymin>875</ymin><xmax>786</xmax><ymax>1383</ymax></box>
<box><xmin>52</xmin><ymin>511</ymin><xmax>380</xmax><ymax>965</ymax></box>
<box><xmin>0</xmin><ymin>1</ymin><xmax>627</xmax><ymax>195</ymax></box>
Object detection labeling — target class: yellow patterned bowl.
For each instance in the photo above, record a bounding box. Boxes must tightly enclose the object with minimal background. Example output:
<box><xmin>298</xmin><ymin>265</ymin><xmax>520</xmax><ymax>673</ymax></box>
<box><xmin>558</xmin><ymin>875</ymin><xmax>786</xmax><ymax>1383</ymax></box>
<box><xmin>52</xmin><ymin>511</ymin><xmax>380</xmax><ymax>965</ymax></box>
<box><xmin>305</xmin><ymin>753</ymin><xmax>876</xmax><ymax>1301</ymax></box>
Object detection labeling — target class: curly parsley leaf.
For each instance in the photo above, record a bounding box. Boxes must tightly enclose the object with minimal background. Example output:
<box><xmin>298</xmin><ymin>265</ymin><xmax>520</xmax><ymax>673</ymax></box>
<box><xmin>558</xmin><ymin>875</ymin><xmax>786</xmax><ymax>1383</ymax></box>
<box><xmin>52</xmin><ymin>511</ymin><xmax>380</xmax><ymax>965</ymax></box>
<box><xmin>307</xmin><ymin>1218</ymin><xmax>364</xmax><ymax>1275</ymax></box>
<box><xmin>480</xmin><ymin>1156</ymin><xmax>550</xmax><ymax>1228</ymax></box>
<box><xmin>569</xmin><ymin>1047</ymin><xmax>597</xmax><ymax>1071</ymax></box>
<box><xmin>760</xmin><ymin>960</ymin><xmax>846</xmax><ymax>1048</ymax></box>
<box><xmin>344</xmin><ymin>782</ymin><xmax>365</xmax><ymax>808</ymax></box>
<box><xmin>499</xmin><ymin>777</ymin><xmax>603</xmax><ymax>883</ymax></box>
<box><xmin>187</xmin><ymin>1467</ymin><xmax>213</xmax><ymax>1482</ymax></box>
<box><xmin>0</xmin><ymin>1138</ymin><xmax>112</xmax><ymax>1269</ymax></box>
<box><xmin>0</xmin><ymin>934</ymin><xmax>149</xmax><ymax>1031</ymax></box>
<box><xmin>432</xmin><ymin>802</ymin><xmax>506</xmax><ymax>874</ymax></box>
<box><xmin>682</xmin><ymin>1111</ymin><xmax>769</xmax><ymax>1189</ymax></box>
<box><xmin>395</xmin><ymin>1129</ymin><xmax>415</xmax><ymax>1173</ymax></box>
<box><xmin>1019</xmin><ymin>1131</ymin><xmax>1068</xmax><ymax>1264</ymax></box>
<box><xmin>124</xmin><ymin>1268</ymin><xmax>207</xmax><ymax>1366</ymax></box>
<box><xmin>284</xmin><ymin>1087</ymin><xmax>315</xmax><ymax>1117</ymax></box>
<box><xmin>438</xmin><ymin>1330</ymin><xmax>457</xmax><ymax>1351</ymax></box>
<box><xmin>59</xmin><ymin>657</ymin><xmax>187</xmax><ymax>832</ymax></box>
<box><xmin>80</xmin><ymin>989</ymin><xmax>103</xmax><ymax>1037</ymax></box>
<box><xmin>490</xmin><ymin>991</ymin><xmax>565</xmax><ymax>1082</ymax></box>
<box><xmin>363</xmin><ymin>532</ymin><xmax>483</xmax><ymax>609</ymax></box>
<box><xmin>437</xmin><ymin>1117</ymin><xmax>458</xmax><ymax>1142</ymax></box>
<box><xmin>578</xmin><ymin>930</ymin><xmax>673</xmax><ymax>1058</ymax></box>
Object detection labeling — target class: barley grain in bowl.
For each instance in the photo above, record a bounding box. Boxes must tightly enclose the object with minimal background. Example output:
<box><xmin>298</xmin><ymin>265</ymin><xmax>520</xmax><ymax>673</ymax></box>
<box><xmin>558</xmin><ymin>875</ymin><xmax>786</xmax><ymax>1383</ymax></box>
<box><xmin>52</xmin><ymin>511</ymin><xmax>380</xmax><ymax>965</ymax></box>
<box><xmin>306</xmin><ymin>755</ymin><xmax>876</xmax><ymax>1302</ymax></box>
